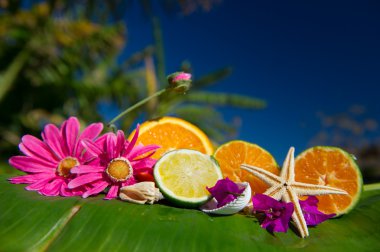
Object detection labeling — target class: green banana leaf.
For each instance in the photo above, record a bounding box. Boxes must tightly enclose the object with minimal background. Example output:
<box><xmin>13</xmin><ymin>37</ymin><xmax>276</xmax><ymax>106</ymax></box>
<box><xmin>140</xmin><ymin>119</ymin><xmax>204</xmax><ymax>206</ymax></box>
<box><xmin>1</xmin><ymin>174</ymin><xmax>380</xmax><ymax>252</ymax></box>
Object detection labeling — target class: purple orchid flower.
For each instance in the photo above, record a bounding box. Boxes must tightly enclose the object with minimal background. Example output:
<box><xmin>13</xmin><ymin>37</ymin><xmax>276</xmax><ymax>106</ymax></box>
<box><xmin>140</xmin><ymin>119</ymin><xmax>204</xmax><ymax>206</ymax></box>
<box><xmin>252</xmin><ymin>194</ymin><xmax>294</xmax><ymax>233</ymax></box>
<box><xmin>206</xmin><ymin>177</ymin><xmax>245</xmax><ymax>208</ymax></box>
<box><xmin>299</xmin><ymin>196</ymin><xmax>336</xmax><ymax>226</ymax></box>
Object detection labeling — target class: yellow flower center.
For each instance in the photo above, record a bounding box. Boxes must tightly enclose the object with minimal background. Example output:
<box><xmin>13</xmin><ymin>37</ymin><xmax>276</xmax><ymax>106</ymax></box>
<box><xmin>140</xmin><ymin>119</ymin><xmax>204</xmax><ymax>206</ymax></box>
<box><xmin>106</xmin><ymin>157</ymin><xmax>133</xmax><ymax>182</ymax></box>
<box><xmin>57</xmin><ymin>157</ymin><xmax>79</xmax><ymax>177</ymax></box>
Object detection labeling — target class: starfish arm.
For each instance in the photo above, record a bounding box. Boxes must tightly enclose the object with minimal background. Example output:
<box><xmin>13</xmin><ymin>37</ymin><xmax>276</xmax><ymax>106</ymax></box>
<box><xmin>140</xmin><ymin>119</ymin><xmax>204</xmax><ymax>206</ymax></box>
<box><xmin>292</xmin><ymin>181</ymin><xmax>348</xmax><ymax>196</ymax></box>
<box><xmin>241</xmin><ymin>164</ymin><xmax>283</xmax><ymax>186</ymax></box>
<box><xmin>264</xmin><ymin>185</ymin><xmax>286</xmax><ymax>201</ymax></box>
<box><xmin>284</xmin><ymin>188</ymin><xmax>309</xmax><ymax>238</ymax></box>
<box><xmin>280</xmin><ymin>147</ymin><xmax>295</xmax><ymax>183</ymax></box>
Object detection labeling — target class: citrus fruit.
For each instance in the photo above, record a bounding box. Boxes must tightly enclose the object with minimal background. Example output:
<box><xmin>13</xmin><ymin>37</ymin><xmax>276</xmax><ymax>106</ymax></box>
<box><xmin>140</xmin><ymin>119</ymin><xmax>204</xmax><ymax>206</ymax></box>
<box><xmin>153</xmin><ymin>149</ymin><xmax>223</xmax><ymax>208</ymax></box>
<box><xmin>295</xmin><ymin>146</ymin><xmax>362</xmax><ymax>216</ymax></box>
<box><xmin>130</xmin><ymin>117</ymin><xmax>213</xmax><ymax>159</ymax></box>
<box><xmin>214</xmin><ymin>140</ymin><xmax>280</xmax><ymax>195</ymax></box>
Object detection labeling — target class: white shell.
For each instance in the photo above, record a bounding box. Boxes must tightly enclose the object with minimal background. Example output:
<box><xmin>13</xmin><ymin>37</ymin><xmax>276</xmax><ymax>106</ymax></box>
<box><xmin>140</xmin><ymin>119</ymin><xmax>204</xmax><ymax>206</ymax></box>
<box><xmin>119</xmin><ymin>182</ymin><xmax>164</xmax><ymax>205</ymax></box>
<box><xmin>200</xmin><ymin>182</ymin><xmax>251</xmax><ymax>215</ymax></box>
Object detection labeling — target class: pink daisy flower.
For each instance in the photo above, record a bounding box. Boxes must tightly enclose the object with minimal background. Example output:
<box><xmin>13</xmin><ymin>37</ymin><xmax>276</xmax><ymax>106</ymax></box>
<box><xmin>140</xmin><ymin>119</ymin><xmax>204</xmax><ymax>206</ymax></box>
<box><xmin>68</xmin><ymin>125</ymin><xmax>160</xmax><ymax>199</ymax></box>
<box><xmin>8</xmin><ymin>117</ymin><xmax>103</xmax><ymax>197</ymax></box>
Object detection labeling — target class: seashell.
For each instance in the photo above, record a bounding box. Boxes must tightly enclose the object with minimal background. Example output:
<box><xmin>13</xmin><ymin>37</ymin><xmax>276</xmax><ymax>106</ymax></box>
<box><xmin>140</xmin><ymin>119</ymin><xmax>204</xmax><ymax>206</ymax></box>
<box><xmin>200</xmin><ymin>182</ymin><xmax>251</xmax><ymax>215</ymax></box>
<box><xmin>119</xmin><ymin>182</ymin><xmax>164</xmax><ymax>205</ymax></box>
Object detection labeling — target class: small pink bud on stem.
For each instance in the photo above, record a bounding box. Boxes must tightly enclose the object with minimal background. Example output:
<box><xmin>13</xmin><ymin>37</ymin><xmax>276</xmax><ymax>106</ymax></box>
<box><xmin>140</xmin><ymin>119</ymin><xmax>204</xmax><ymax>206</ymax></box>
<box><xmin>167</xmin><ymin>72</ymin><xmax>192</xmax><ymax>93</ymax></box>
<box><xmin>107</xmin><ymin>72</ymin><xmax>192</xmax><ymax>128</ymax></box>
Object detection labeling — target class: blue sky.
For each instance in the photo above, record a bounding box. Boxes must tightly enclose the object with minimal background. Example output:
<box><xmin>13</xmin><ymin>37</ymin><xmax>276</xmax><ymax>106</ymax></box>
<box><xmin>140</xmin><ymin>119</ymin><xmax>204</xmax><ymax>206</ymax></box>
<box><xmin>122</xmin><ymin>0</ymin><xmax>380</xmax><ymax>160</ymax></box>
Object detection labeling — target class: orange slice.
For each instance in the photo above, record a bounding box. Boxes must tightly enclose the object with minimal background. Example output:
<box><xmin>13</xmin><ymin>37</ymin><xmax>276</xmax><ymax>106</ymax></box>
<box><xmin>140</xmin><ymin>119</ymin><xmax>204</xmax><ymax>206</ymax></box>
<box><xmin>295</xmin><ymin>146</ymin><xmax>362</xmax><ymax>216</ymax></box>
<box><xmin>130</xmin><ymin>117</ymin><xmax>213</xmax><ymax>159</ymax></box>
<box><xmin>214</xmin><ymin>140</ymin><xmax>280</xmax><ymax>195</ymax></box>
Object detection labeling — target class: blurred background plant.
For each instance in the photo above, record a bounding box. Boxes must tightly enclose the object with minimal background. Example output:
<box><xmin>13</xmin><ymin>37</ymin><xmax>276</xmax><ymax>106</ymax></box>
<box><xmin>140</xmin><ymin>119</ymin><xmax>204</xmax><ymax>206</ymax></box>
<box><xmin>309</xmin><ymin>105</ymin><xmax>380</xmax><ymax>183</ymax></box>
<box><xmin>0</xmin><ymin>0</ymin><xmax>266</xmax><ymax>170</ymax></box>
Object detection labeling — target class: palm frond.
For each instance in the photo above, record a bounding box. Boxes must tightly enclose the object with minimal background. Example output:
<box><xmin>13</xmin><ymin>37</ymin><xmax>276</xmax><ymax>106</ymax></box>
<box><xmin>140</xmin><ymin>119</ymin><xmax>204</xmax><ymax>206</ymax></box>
<box><xmin>122</xmin><ymin>46</ymin><xmax>154</xmax><ymax>69</ymax></box>
<box><xmin>191</xmin><ymin>67</ymin><xmax>232</xmax><ymax>89</ymax></box>
<box><xmin>152</xmin><ymin>17</ymin><xmax>166</xmax><ymax>86</ymax></box>
<box><xmin>184</xmin><ymin>91</ymin><xmax>266</xmax><ymax>109</ymax></box>
<box><xmin>0</xmin><ymin>48</ymin><xmax>30</xmax><ymax>102</ymax></box>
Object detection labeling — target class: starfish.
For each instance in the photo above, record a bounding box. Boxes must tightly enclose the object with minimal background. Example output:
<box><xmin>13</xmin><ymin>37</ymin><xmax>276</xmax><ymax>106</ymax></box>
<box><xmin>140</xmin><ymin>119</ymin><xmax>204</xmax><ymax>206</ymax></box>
<box><xmin>241</xmin><ymin>147</ymin><xmax>347</xmax><ymax>238</ymax></box>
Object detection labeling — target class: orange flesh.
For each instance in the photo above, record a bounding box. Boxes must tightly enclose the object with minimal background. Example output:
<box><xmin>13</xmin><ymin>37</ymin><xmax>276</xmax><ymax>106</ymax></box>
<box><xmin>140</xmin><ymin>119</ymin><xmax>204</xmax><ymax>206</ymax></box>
<box><xmin>214</xmin><ymin>141</ymin><xmax>280</xmax><ymax>195</ymax></box>
<box><xmin>131</xmin><ymin>117</ymin><xmax>213</xmax><ymax>159</ymax></box>
<box><xmin>295</xmin><ymin>147</ymin><xmax>361</xmax><ymax>215</ymax></box>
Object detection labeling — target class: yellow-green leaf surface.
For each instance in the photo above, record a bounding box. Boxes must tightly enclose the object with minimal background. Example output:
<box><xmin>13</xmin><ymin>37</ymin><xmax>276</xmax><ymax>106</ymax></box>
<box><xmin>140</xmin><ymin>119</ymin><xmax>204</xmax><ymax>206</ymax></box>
<box><xmin>1</xmin><ymin>175</ymin><xmax>380</xmax><ymax>252</ymax></box>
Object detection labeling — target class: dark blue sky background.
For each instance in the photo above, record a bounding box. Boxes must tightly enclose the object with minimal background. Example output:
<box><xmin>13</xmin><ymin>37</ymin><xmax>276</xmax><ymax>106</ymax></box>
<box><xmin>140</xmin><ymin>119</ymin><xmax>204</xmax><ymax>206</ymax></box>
<box><xmin>122</xmin><ymin>0</ymin><xmax>380</xmax><ymax>160</ymax></box>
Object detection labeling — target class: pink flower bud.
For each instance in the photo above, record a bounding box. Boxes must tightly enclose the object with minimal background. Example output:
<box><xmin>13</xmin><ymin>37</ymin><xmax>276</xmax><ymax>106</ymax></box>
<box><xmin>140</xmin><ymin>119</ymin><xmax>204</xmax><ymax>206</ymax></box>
<box><xmin>167</xmin><ymin>72</ymin><xmax>192</xmax><ymax>93</ymax></box>
<box><xmin>172</xmin><ymin>72</ymin><xmax>192</xmax><ymax>82</ymax></box>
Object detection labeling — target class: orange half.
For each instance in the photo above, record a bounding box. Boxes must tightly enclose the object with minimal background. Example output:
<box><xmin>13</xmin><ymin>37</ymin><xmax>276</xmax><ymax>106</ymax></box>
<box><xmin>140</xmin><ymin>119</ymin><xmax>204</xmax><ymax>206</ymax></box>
<box><xmin>295</xmin><ymin>146</ymin><xmax>362</xmax><ymax>216</ymax></box>
<box><xmin>130</xmin><ymin>117</ymin><xmax>213</xmax><ymax>159</ymax></box>
<box><xmin>214</xmin><ymin>140</ymin><xmax>280</xmax><ymax>195</ymax></box>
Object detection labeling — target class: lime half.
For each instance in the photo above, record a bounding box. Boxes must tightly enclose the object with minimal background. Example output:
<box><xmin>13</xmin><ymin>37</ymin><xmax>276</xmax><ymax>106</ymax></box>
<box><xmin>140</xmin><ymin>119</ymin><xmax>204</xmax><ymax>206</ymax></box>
<box><xmin>154</xmin><ymin>149</ymin><xmax>223</xmax><ymax>208</ymax></box>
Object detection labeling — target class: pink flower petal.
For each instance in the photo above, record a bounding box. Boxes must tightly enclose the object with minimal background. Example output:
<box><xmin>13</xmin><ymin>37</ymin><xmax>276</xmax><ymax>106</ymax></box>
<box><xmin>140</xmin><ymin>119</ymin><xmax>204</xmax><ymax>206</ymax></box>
<box><xmin>20</xmin><ymin>135</ymin><xmax>59</xmax><ymax>163</ymax></box>
<box><xmin>61</xmin><ymin>117</ymin><xmax>80</xmax><ymax>156</ymax></box>
<box><xmin>124</xmin><ymin>124</ymin><xmax>139</xmax><ymax>156</ymax></box>
<box><xmin>106</xmin><ymin>133</ymin><xmax>117</xmax><ymax>160</ymax></box>
<box><xmin>80</xmin><ymin>150</ymin><xmax>96</xmax><ymax>164</ymax></box>
<box><xmin>75</xmin><ymin>122</ymin><xmax>104</xmax><ymax>157</ymax></box>
<box><xmin>121</xmin><ymin>176</ymin><xmax>137</xmax><ymax>187</ymax></box>
<box><xmin>128</xmin><ymin>144</ymin><xmax>160</xmax><ymax>161</ymax></box>
<box><xmin>71</xmin><ymin>165</ymin><xmax>104</xmax><ymax>174</ymax></box>
<box><xmin>131</xmin><ymin>158</ymin><xmax>157</xmax><ymax>170</ymax></box>
<box><xmin>81</xmin><ymin>139</ymin><xmax>103</xmax><ymax>157</ymax></box>
<box><xmin>95</xmin><ymin>132</ymin><xmax>110</xmax><ymax>147</ymax></box>
<box><xmin>9</xmin><ymin>173</ymin><xmax>55</xmax><ymax>184</ymax></box>
<box><xmin>126</xmin><ymin>143</ymin><xmax>144</xmax><ymax>158</ymax></box>
<box><xmin>82</xmin><ymin>181</ymin><xmax>109</xmax><ymax>198</ymax></box>
<box><xmin>60</xmin><ymin>181</ymin><xmax>85</xmax><ymax>197</ymax></box>
<box><xmin>25</xmin><ymin>176</ymin><xmax>55</xmax><ymax>191</ymax></box>
<box><xmin>116</xmin><ymin>130</ymin><xmax>126</xmax><ymax>156</ymax></box>
<box><xmin>68</xmin><ymin>173</ymin><xmax>104</xmax><ymax>189</ymax></box>
<box><xmin>104</xmin><ymin>185</ymin><xmax>119</xmax><ymax>200</ymax></box>
<box><xmin>42</xmin><ymin>124</ymin><xmax>65</xmax><ymax>159</ymax></box>
<box><xmin>60</xmin><ymin>181</ymin><xmax>72</xmax><ymax>197</ymax></box>
<box><xmin>39</xmin><ymin>178</ymin><xmax>64</xmax><ymax>196</ymax></box>
<box><xmin>79</xmin><ymin>122</ymin><xmax>104</xmax><ymax>140</ymax></box>
<box><xmin>9</xmin><ymin>156</ymin><xmax>56</xmax><ymax>173</ymax></box>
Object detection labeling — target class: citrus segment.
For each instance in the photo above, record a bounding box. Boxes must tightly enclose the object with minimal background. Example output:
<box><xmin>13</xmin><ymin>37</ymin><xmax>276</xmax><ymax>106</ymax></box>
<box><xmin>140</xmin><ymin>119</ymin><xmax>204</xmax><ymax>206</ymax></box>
<box><xmin>295</xmin><ymin>146</ymin><xmax>362</xmax><ymax>216</ymax></box>
<box><xmin>130</xmin><ymin>117</ymin><xmax>213</xmax><ymax>159</ymax></box>
<box><xmin>154</xmin><ymin>149</ymin><xmax>223</xmax><ymax>208</ymax></box>
<box><xmin>214</xmin><ymin>140</ymin><xmax>280</xmax><ymax>195</ymax></box>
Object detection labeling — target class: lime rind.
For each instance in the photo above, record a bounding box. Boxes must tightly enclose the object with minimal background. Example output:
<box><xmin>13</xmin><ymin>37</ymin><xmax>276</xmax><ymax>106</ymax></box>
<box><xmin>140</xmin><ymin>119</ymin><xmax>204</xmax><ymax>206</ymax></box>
<box><xmin>154</xmin><ymin>149</ymin><xmax>223</xmax><ymax>208</ymax></box>
<box><xmin>295</xmin><ymin>146</ymin><xmax>363</xmax><ymax>216</ymax></box>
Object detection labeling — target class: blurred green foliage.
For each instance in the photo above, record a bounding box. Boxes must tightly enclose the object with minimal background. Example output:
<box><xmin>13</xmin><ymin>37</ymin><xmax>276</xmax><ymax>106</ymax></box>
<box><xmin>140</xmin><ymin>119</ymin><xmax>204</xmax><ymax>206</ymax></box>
<box><xmin>0</xmin><ymin>0</ymin><xmax>266</xmax><ymax>164</ymax></box>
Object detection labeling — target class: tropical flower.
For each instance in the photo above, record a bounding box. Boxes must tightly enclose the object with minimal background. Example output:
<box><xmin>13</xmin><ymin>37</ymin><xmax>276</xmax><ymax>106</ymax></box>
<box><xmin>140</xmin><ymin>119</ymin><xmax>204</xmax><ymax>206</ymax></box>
<box><xmin>167</xmin><ymin>72</ymin><xmax>192</xmax><ymax>93</ymax></box>
<box><xmin>252</xmin><ymin>194</ymin><xmax>294</xmax><ymax>233</ymax></box>
<box><xmin>206</xmin><ymin>177</ymin><xmax>245</xmax><ymax>207</ymax></box>
<box><xmin>299</xmin><ymin>196</ymin><xmax>336</xmax><ymax>226</ymax></box>
<box><xmin>8</xmin><ymin>117</ymin><xmax>103</xmax><ymax>196</ymax></box>
<box><xmin>68</xmin><ymin>125</ymin><xmax>160</xmax><ymax>199</ymax></box>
